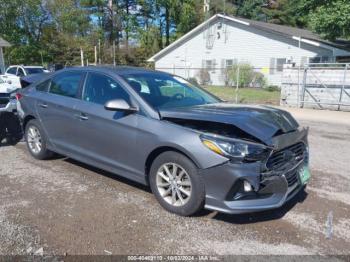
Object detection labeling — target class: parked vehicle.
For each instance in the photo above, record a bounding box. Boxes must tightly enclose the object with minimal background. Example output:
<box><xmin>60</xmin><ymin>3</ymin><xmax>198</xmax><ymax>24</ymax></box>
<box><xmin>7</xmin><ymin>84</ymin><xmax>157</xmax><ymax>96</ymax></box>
<box><xmin>0</xmin><ymin>76</ymin><xmax>22</xmax><ymax>144</ymax></box>
<box><xmin>2</xmin><ymin>65</ymin><xmax>49</xmax><ymax>89</ymax></box>
<box><xmin>0</xmin><ymin>76</ymin><xmax>17</xmax><ymax>113</ymax></box>
<box><xmin>17</xmin><ymin>67</ymin><xmax>310</xmax><ymax>216</ymax></box>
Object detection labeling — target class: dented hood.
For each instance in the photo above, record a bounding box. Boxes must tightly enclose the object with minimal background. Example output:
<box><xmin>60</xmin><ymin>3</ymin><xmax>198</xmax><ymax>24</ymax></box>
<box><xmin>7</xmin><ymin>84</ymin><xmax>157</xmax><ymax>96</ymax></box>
<box><xmin>159</xmin><ymin>103</ymin><xmax>299</xmax><ymax>145</ymax></box>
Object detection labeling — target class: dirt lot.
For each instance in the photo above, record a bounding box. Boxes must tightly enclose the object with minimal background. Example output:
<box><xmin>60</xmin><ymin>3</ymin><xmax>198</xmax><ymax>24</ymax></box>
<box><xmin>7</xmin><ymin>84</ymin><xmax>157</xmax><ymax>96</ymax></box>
<box><xmin>0</xmin><ymin>108</ymin><xmax>349</xmax><ymax>256</ymax></box>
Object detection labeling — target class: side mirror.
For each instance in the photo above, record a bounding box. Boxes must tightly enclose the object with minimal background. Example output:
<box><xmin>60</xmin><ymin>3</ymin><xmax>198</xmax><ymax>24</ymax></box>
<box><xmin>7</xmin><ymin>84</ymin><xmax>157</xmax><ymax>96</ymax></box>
<box><xmin>104</xmin><ymin>99</ymin><xmax>138</xmax><ymax>113</ymax></box>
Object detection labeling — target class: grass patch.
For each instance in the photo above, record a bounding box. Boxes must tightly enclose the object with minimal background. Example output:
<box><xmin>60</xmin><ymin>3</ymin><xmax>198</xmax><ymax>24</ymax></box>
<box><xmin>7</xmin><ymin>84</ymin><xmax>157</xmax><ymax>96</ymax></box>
<box><xmin>203</xmin><ymin>86</ymin><xmax>281</xmax><ymax>105</ymax></box>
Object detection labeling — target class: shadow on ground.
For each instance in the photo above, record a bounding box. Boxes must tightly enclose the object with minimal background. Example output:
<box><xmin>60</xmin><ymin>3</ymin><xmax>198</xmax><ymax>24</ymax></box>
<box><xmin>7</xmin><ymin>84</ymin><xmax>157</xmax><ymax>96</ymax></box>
<box><xmin>64</xmin><ymin>158</ymin><xmax>151</xmax><ymax>193</ymax></box>
<box><xmin>0</xmin><ymin>112</ymin><xmax>23</xmax><ymax>147</ymax></box>
<box><xmin>212</xmin><ymin>189</ymin><xmax>308</xmax><ymax>224</ymax></box>
<box><xmin>64</xmin><ymin>157</ymin><xmax>307</xmax><ymax>224</ymax></box>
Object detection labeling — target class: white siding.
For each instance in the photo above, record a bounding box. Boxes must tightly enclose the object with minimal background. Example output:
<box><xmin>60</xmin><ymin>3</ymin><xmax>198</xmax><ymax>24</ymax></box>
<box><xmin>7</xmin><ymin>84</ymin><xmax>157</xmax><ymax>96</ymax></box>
<box><xmin>154</xmin><ymin>18</ymin><xmax>342</xmax><ymax>86</ymax></box>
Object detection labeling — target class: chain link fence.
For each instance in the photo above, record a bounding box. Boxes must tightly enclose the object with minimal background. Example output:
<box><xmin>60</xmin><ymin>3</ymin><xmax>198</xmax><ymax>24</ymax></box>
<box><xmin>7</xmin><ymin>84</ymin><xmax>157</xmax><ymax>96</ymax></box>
<box><xmin>156</xmin><ymin>63</ymin><xmax>350</xmax><ymax>110</ymax></box>
<box><xmin>281</xmin><ymin>63</ymin><xmax>350</xmax><ymax>111</ymax></box>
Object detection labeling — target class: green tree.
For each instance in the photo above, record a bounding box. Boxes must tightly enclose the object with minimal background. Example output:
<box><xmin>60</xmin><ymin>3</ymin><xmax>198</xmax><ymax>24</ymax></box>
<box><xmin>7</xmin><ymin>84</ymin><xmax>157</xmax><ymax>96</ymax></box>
<box><xmin>236</xmin><ymin>0</ymin><xmax>266</xmax><ymax>21</ymax></box>
<box><xmin>172</xmin><ymin>0</ymin><xmax>203</xmax><ymax>37</ymax></box>
<box><xmin>309</xmin><ymin>0</ymin><xmax>350</xmax><ymax>41</ymax></box>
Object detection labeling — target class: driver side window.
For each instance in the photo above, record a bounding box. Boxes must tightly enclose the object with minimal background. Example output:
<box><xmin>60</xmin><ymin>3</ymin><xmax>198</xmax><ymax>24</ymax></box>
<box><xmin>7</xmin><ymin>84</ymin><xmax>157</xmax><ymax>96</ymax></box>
<box><xmin>83</xmin><ymin>73</ymin><xmax>130</xmax><ymax>105</ymax></box>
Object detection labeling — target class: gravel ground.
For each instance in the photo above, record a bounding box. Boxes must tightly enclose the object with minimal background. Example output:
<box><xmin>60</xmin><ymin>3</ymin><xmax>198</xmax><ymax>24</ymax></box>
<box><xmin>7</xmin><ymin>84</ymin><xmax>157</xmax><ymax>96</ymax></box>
<box><xmin>0</xmin><ymin>109</ymin><xmax>349</xmax><ymax>256</ymax></box>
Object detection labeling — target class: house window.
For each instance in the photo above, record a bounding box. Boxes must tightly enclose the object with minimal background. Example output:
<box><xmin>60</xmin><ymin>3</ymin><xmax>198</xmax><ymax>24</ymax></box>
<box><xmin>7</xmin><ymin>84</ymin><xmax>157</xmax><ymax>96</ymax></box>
<box><xmin>276</xmin><ymin>58</ymin><xmax>287</xmax><ymax>72</ymax></box>
<box><xmin>205</xmin><ymin>60</ymin><xmax>213</xmax><ymax>70</ymax></box>
<box><xmin>309</xmin><ymin>56</ymin><xmax>331</xmax><ymax>63</ymax></box>
<box><xmin>309</xmin><ymin>57</ymin><xmax>321</xmax><ymax>63</ymax></box>
<box><xmin>225</xmin><ymin>59</ymin><xmax>235</xmax><ymax>68</ymax></box>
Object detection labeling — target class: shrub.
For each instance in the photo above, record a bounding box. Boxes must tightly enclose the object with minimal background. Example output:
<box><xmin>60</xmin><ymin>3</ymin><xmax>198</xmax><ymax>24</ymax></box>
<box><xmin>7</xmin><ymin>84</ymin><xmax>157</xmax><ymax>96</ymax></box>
<box><xmin>197</xmin><ymin>68</ymin><xmax>211</xmax><ymax>85</ymax></box>
<box><xmin>251</xmin><ymin>72</ymin><xmax>267</xmax><ymax>88</ymax></box>
<box><xmin>227</xmin><ymin>62</ymin><xmax>267</xmax><ymax>88</ymax></box>
<box><xmin>265</xmin><ymin>85</ymin><xmax>281</xmax><ymax>92</ymax></box>
<box><xmin>187</xmin><ymin>77</ymin><xmax>199</xmax><ymax>86</ymax></box>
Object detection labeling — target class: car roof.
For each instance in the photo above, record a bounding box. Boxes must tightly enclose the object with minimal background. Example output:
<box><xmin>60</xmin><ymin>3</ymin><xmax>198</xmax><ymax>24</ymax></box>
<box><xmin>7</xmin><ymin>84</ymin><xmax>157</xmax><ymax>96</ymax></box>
<box><xmin>58</xmin><ymin>66</ymin><xmax>169</xmax><ymax>76</ymax></box>
<box><xmin>23</xmin><ymin>66</ymin><xmax>45</xmax><ymax>68</ymax></box>
<box><xmin>8</xmin><ymin>65</ymin><xmax>44</xmax><ymax>68</ymax></box>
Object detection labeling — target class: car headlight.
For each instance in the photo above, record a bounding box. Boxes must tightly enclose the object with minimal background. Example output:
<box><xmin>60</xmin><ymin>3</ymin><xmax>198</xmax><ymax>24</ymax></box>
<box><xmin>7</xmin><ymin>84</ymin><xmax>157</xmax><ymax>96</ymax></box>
<box><xmin>200</xmin><ymin>135</ymin><xmax>271</xmax><ymax>162</ymax></box>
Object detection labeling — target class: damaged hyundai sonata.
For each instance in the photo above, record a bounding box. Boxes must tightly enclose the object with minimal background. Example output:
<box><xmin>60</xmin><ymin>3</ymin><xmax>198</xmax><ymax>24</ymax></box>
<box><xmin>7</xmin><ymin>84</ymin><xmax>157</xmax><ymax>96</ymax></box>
<box><xmin>18</xmin><ymin>67</ymin><xmax>310</xmax><ymax>216</ymax></box>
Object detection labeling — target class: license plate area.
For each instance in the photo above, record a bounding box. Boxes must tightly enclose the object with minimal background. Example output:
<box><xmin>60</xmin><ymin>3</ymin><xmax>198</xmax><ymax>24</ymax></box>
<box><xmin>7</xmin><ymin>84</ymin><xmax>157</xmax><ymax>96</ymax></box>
<box><xmin>298</xmin><ymin>164</ymin><xmax>311</xmax><ymax>185</ymax></box>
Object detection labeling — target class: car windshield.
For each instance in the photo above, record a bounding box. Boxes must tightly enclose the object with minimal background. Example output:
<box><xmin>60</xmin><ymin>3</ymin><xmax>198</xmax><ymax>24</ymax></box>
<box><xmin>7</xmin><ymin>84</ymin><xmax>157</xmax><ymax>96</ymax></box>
<box><xmin>25</xmin><ymin>67</ymin><xmax>44</xmax><ymax>75</ymax></box>
<box><xmin>121</xmin><ymin>73</ymin><xmax>220</xmax><ymax>109</ymax></box>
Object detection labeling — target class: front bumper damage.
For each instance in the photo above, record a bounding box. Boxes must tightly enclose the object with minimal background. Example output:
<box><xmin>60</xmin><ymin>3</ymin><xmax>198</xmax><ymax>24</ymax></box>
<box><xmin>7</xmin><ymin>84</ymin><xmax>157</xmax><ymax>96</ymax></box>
<box><xmin>201</xmin><ymin>127</ymin><xmax>309</xmax><ymax>214</ymax></box>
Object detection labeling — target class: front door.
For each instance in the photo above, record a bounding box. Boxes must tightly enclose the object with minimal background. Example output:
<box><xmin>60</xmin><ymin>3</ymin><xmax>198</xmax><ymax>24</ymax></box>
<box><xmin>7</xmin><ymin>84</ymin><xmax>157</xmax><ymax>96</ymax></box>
<box><xmin>73</xmin><ymin>72</ymin><xmax>141</xmax><ymax>178</ymax></box>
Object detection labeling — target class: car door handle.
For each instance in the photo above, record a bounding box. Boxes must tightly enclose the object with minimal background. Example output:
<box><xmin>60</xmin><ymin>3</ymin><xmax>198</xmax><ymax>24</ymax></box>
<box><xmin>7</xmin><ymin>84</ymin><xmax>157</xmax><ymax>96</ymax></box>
<box><xmin>39</xmin><ymin>103</ymin><xmax>48</xmax><ymax>108</ymax></box>
<box><xmin>75</xmin><ymin>113</ymin><xmax>89</xmax><ymax>121</ymax></box>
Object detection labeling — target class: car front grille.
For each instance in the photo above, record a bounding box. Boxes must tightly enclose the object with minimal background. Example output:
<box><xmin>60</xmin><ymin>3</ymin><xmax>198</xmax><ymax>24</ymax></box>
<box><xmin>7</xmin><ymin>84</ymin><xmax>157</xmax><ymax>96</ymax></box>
<box><xmin>284</xmin><ymin>168</ymin><xmax>299</xmax><ymax>187</ymax></box>
<box><xmin>266</xmin><ymin>142</ymin><xmax>305</xmax><ymax>171</ymax></box>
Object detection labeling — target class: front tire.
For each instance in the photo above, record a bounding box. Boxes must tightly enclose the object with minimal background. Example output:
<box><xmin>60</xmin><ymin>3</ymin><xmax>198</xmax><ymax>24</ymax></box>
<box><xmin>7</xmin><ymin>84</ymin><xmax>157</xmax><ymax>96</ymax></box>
<box><xmin>149</xmin><ymin>151</ymin><xmax>205</xmax><ymax>216</ymax></box>
<box><xmin>25</xmin><ymin>119</ymin><xmax>53</xmax><ymax>160</ymax></box>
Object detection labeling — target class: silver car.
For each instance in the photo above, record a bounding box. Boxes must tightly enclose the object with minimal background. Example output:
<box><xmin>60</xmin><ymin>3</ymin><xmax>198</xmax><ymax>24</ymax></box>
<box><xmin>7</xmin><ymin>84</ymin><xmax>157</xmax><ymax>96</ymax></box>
<box><xmin>17</xmin><ymin>67</ymin><xmax>310</xmax><ymax>216</ymax></box>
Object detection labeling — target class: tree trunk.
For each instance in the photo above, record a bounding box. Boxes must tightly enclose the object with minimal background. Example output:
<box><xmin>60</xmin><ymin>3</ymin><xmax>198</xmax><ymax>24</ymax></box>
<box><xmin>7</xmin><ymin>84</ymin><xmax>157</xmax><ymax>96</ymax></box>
<box><xmin>165</xmin><ymin>5</ymin><xmax>170</xmax><ymax>46</ymax></box>
<box><xmin>159</xmin><ymin>21</ymin><xmax>163</xmax><ymax>50</ymax></box>
<box><xmin>125</xmin><ymin>0</ymin><xmax>129</xmax><ymax>50</ymax></box>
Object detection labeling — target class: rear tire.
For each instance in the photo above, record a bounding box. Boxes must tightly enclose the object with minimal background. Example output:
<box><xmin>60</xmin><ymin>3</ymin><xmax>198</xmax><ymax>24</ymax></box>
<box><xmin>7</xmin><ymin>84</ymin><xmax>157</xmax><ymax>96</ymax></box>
<box><xmin>25</xmin><ymin>119</ymin><xmax>53</xmax><ymax>160</ymax></box>
<box><xmin>149</xmin><ymin>151</ymin><xmax>205</xmax><ymax>216</ymax></box>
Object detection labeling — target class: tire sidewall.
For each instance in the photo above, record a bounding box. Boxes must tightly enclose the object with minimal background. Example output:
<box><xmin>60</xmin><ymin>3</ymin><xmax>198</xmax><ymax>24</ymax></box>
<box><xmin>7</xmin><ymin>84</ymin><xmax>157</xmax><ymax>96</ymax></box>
<box><xmin>150</xmin><ymin>151</ymin><xmax>205</xmax><ymax>216</ymax></box>
<box><xmin>25</xmin><ymin>119</ymin><xmax>50</xmax><ymax>160</ymax></box>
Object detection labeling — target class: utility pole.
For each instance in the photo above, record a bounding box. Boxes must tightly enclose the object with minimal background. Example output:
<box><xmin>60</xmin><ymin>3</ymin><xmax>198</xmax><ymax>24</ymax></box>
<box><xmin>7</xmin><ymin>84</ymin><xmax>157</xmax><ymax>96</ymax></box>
<box><xmin>80</xmin><ymin>48</ymin><xmax>84</xmax><ymax>67</ymax></box>
<box><xmin>40</xmin><ymin>51</ymin><xmax>44</xmax><ymax>67</ymax></box>
<box><xmin>98</xmin><ymin>39</ymin><xmax>101</xmax><ymax>64</ymax></box>
<box><xmin>113</xmin><ymin>40</ymin><xmax>116</xmax><ymax>66</ymax></box>
<box><xmin>94</xmin><ymin>46</ymin><xmax>97</xmax><ymax>65</ymax></box>
<box><xmin>297</xmin><ymin>36</ymin><xmax>301</xmax><ymax>107</ymax></box>
<box><xmin>204</xmin><ymin>0</ymin><xmax>210</xmax><ymax>17</ymax></box>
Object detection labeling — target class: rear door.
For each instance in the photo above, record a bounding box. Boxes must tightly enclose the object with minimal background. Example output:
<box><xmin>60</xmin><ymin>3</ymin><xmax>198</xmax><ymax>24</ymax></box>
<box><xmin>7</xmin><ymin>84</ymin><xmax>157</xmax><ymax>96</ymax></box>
<box><xmin>72</xmin><ymin>72</ymin><xmax>140</xmax><ymax>177</ymax></box>
<box><xmin>36</xmin><ymin>71</ymin><xmax>85</xmax><ymax>155</ymax></box>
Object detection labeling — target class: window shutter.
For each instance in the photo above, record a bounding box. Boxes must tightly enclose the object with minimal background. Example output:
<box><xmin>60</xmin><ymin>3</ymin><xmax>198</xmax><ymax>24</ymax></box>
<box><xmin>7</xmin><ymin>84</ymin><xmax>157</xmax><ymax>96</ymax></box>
<box><xmin>212</xmin><ymin>59</ymin><xmax>216</xmax><ymax>71</ymax></box>
<box><xmin>270</xmin><ymin>58</ymin><xmax>276</xmax><ymax>75</ymax></box>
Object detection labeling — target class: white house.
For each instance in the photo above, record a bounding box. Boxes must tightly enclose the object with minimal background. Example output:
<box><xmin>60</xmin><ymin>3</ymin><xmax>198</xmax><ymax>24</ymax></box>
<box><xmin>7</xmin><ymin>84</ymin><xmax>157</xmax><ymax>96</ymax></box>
<box><xmin>148</xmin><ymin>14</ymin><xmax>350</xmax><ymax>86</ymax></box>
<box><xmin>0</xmin><ymin>37</ymin><xmax>10</xmax><ymax>75</ymax></box>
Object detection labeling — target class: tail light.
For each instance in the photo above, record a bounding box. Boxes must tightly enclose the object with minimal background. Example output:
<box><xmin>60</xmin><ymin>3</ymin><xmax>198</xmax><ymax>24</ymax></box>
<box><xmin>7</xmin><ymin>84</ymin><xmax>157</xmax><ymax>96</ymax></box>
<box><xmin>15</xmin><ymin>93</ymin><xmax>23</xmax><ymax>100</ymax></box>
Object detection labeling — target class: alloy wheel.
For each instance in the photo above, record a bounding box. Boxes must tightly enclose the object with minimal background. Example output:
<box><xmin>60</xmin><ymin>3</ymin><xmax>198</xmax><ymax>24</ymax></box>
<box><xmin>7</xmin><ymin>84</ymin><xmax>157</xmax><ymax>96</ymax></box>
<box><xmin>27</xmin><ymin>126</ymin><xmax>42</xmax><ymax>154</ymax></box>
<box><xmin>156</xmin><ymin>163</ymin><xmax>192</xmax><ymax>207</ymax></box>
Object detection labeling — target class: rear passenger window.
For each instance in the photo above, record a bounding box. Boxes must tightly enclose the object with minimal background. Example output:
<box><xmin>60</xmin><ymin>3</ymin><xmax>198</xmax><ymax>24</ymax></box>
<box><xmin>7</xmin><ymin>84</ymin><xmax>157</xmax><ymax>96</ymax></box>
<box><xmin>36</xmin><ymin>80</ymin><xmax>51</xmax><ymax>92</ymax></box>
<box><xmin>7</xmin><ymin>67</ymin><xmax>17</xmax><ymax>75</ymax></box>
<box><xmin>83</xmin><ymin>73</ymin><xmax>130</xmax><ymax>105</ymax></box>
<box><xmin>49</xmin><ymin>72</ymin><xmax>83</xmax><ymax>98</ymax></box>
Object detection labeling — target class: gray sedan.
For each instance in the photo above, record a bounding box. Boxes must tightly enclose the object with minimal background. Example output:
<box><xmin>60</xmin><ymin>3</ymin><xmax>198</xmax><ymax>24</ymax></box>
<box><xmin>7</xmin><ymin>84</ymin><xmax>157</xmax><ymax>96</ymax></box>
<box><xmin>17</xmin><ymin>67</ymin><xmax>310</xmax><ymax>216</ymax></box>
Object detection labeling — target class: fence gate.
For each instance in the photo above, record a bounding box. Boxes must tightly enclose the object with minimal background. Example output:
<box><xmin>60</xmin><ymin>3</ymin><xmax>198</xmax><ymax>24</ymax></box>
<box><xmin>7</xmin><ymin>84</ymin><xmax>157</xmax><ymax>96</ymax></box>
<box><xmin>301</xmin><ymin>63</ymin><xmax>350</xmax><ymax>111</ymax></box>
